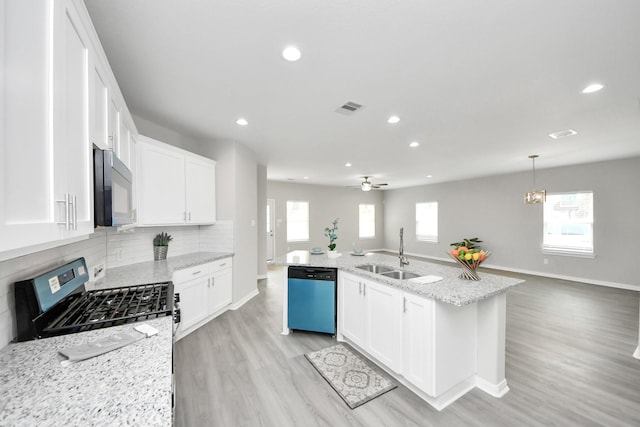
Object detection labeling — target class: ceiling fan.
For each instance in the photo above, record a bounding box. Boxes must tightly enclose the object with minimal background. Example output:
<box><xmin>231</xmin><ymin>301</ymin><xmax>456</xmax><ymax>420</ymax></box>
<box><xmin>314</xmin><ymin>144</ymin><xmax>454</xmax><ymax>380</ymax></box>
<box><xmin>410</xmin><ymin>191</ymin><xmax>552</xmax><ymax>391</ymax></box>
<box><xmin>359</xmin><ymin>176</ymin><xmax>388</xmax><ymax>192</ymax></box>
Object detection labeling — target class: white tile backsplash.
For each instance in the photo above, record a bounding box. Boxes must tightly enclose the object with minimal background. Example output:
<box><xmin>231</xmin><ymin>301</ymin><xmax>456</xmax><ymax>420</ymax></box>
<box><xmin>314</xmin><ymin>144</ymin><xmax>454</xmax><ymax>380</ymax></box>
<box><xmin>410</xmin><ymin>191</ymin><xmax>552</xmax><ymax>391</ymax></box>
<box><xmin>0</xmin><ymin>222</ymin><xmax>234</xmax><ymax>348</ymax></box>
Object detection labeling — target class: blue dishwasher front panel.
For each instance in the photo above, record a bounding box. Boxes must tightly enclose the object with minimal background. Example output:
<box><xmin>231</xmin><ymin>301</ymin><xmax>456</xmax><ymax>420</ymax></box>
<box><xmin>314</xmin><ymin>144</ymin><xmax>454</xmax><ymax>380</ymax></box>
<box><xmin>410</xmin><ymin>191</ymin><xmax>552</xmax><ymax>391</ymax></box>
<box><xmin>288</xmin><ymin>278</ymin><xmax>336</xmax><ymax>334</ymax></box>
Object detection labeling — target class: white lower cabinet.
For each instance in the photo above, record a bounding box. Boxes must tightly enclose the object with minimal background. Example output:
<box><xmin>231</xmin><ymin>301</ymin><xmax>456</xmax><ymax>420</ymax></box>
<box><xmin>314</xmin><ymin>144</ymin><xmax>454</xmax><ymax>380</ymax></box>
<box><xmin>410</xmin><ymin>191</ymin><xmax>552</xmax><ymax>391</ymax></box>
<box><xmin>173</xmin><ymin>258</ymin><xmax>233</xmax><ymax>340</ymax></box>
<box><xmin>339</xmin><ymin>273</ymin><xmax>367</xmax><ymax>348</ymax></box>
<box><xmin>339</xmin><ymin>273</ymin><xmax>403</xmax><ymax>372</ymax></box>
<box><xmin>339</xmin><ymin>271</ymin><xmax>477</xmax><ymax>401</ymax></box>
<box><xmin>365</xmin><ymin>280</ymin><xmax>403</xmax><ymax>372</ymax></box>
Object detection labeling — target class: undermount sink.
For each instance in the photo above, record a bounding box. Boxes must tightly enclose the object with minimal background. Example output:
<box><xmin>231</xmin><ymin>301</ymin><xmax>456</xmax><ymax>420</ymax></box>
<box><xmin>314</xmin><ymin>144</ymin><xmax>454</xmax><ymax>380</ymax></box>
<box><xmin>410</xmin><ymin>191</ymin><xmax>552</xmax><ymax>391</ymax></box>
<box><xmin>379</xmin><ymin>270</ymin><xmax>422</xmax><ymax>280</ymax></box>
<box><xmin>355</xmin><ymin>264</ymin><xmax>395</xmax><ymax>274</ymax></box>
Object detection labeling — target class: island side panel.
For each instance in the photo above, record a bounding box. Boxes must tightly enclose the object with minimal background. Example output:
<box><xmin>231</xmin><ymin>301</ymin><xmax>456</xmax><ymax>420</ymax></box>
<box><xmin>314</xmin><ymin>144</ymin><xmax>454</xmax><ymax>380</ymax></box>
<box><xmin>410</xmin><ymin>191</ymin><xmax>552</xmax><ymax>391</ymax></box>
<box><xmin>281</xmin><ymin>265</ymin><xmax>290</xmax><ymax>335</ymax></box>
<box><xmin>634</xmin><ymin>294</ymin><xmax>640</xmax><ymax>359</ymax></box>
<box><xmin>475</xmin><ymin>292</ymin><xmax>509</xmax><ymax>397</ymax></box>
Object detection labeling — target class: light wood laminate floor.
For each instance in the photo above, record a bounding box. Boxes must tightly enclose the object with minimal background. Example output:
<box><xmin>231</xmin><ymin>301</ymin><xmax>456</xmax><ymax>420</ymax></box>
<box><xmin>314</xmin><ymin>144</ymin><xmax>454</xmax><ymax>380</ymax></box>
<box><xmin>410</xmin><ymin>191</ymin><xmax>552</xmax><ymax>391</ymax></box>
<box><xmin>174</xmin><ymin>265</ymin><xmax>640</xmax><ymax>426</ymax></box>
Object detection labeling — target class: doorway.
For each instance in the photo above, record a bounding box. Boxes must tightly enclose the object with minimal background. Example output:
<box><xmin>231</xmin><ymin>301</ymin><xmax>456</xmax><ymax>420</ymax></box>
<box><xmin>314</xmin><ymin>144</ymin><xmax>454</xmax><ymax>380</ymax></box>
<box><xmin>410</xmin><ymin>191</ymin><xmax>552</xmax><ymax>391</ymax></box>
<box><xmin>266</xmin><ymin>199</ymin><xmax>275</xmax><ymax>261</ymax></box>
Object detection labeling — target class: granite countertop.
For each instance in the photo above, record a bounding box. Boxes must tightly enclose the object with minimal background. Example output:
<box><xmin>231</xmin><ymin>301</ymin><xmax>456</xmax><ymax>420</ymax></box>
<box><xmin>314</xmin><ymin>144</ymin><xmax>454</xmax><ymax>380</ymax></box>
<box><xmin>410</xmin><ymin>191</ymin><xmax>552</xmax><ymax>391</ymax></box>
<box><xmin>89</xmin><ymin>251</ymin><xmax>234</xmax><ymax>290</ymax></box>
<box><xmin>275</xmin><ymin>250</ymin><xmax>524</xmax><ymax>306</ymax></box>
<box><xmin>0</xmin><ymin>316</ymin><xmax>173</xmax><ymax>426</ymax></box>
<box><xmin>0</xmin><ymin>252</ymin><xmax>233</xmax><ymax>426</ymax></box>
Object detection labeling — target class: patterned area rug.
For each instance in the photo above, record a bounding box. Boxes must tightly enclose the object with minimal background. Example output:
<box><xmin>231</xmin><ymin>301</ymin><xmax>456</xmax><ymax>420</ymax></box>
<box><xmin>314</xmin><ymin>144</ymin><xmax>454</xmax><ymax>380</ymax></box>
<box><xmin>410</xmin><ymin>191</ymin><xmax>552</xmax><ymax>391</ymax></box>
<box><xmin>305</xmin><ymin>343</ymin><xmax>397</xmax><ymax>409</ymax></box>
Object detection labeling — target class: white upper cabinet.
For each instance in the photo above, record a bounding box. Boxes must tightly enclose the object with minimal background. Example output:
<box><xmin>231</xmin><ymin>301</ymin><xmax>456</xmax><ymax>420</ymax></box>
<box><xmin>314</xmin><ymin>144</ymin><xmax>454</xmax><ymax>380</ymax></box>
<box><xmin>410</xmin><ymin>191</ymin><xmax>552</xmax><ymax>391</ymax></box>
<box><xmin>1</xmin><ymin>0</ymin><xmax>138</xmax><ymax>258</ymax></box>
<box><xmin>138</xmin><ymin>139</ymin><xmax>187</xmax><ymax>225</ymax></box>
<box><xmin>185</xmin><ymin>155</ymin><xmax>217</xmax><ymax>224</ymax></box>
<box><xmin>51</xmin><ymin>0</ymin><xmax>94</xmax><ymax>240</ymax></box>
<box><xmin>137</xmin><ymin>136</ymin><xmax>216</xmax><ymax>226</ymax></box>
<box><xmin>89</xmin><ymin>60</ymin><xmax>109</xmax><ymax>150</ymax></box>
<box><xmin>1</xmin><ymin>0</ymin><xmax>94</xmax><ymax>255</ymax></box>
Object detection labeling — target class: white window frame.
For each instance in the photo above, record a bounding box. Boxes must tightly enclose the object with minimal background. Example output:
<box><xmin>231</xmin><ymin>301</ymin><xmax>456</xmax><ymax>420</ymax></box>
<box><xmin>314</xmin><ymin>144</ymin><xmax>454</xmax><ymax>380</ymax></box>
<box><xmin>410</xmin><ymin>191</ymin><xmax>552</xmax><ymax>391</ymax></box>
<box><xmin>358</xmin><ymin>204</ymin><xmax>376</xmax><ymax>239</ymax></box>
<box><xmin>286</xmin><ymin>200</ymin><xmax>309</xmax><ymax>242</ymax></box>
<box><xmin>542</xmin><ymin>191</ymin><xmax>594</xmax><ymax>258</ymax></box>
<box><xmin>416</xmin><ymin>202</ymin><xmax>438</xmax><ymax>243</ymax></box>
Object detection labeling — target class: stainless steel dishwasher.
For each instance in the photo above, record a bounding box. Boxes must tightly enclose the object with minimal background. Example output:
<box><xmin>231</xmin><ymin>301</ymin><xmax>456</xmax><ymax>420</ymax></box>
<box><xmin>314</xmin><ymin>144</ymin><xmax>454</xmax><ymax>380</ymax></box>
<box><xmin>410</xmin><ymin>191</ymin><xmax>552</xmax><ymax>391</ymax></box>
<box><xmin>287</xmin><ymin>266</ymin><xmax>337</xmax><ymax>334</ymax></box>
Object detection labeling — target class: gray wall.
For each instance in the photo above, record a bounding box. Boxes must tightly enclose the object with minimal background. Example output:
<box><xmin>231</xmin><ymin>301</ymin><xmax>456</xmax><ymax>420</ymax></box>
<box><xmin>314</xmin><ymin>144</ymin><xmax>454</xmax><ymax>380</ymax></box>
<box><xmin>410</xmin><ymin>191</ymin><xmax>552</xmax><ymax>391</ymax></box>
<box><xmin>267</xmin><ymin>181</ymin><xmax>385</xmax><ymax>256</ymax></box>
<box><xmin>383</xmin><ymin>156</ymin><xmax>640</xmax><ymax>287</ymax></box>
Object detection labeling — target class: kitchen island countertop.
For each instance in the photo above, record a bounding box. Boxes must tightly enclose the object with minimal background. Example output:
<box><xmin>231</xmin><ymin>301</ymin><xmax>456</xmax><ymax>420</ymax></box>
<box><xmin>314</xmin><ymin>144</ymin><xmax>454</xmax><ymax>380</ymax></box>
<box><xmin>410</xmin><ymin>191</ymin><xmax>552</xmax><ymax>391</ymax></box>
<box><xmin>274</xmin><ymin>250</ymin><xmax>524</xmax><ymax>306</ymax></box>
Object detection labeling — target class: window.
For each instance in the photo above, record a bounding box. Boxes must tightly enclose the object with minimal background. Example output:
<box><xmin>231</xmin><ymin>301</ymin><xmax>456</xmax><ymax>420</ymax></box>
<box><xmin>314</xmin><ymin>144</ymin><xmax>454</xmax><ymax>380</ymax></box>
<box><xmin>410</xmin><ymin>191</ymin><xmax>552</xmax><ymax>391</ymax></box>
<box><xmin>359</xmin><ymin>204</ymin><xmax>375</xmax><ymax>238</ymax></box>
<box><xmin>543</xmin><ymin>192</ymin><xmax>594</xmax><ymax>256</ymax></box>
<box><xmin>286</xmin><ymin>201</ymin><xmax>309</xmax><ymax>241</ymax></box>
<box><xmin>416</xmin><ymin>202</ymin><xmax>438</xmax><ymax>242</ymax></box>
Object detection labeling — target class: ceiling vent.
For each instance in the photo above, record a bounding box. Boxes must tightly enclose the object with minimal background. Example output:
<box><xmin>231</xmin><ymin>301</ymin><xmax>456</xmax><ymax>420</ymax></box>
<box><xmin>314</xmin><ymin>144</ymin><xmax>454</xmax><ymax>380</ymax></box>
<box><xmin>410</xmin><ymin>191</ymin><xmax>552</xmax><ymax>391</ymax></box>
<box><xmin>549</xmin><ymin>129</ymin><xmax>578</xmax><ymax>139</ymax></box>
<box><xmin>335</xmin><ymin>101</ymin><xmax>364</xmax><ymax>115</ymax></box>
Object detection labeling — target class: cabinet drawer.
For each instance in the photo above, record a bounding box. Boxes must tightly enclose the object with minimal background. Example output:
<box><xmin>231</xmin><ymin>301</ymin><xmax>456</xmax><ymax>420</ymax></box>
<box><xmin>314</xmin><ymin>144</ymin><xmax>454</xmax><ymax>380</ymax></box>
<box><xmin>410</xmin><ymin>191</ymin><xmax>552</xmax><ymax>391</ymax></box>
<box><xmin>173</xmin><ymin>263</ymin><xmax>211</xmax><ymax>283</ymax></box>
<box><xmin>211</xmin><ymin>258</ymin><xmax>232</xmax><ymax>272</ymax></box>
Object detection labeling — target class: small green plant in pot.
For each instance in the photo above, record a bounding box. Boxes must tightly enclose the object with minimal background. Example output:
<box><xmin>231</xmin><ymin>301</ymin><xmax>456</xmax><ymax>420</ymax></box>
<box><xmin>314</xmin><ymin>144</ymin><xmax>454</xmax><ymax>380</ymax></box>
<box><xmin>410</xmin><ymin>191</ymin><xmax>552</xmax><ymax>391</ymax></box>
<box><xmin>153</xmin><ymin>232</ymin><xmax>172</xmax><ymax>261</ymax></box>
<box><xmin>324</xmin><ymin>218</ymin><xmax>339</xmax><ymax>257</ymax></box>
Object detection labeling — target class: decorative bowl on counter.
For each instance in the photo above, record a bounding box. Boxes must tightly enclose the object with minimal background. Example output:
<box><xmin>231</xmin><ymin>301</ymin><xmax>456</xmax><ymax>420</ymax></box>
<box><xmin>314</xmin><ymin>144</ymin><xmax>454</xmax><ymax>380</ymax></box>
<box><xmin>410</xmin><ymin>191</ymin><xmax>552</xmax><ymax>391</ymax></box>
<box><xmin>447</xmin><ymin>248</ymin><xmax>490</xmax><ymax>281</ymax></box>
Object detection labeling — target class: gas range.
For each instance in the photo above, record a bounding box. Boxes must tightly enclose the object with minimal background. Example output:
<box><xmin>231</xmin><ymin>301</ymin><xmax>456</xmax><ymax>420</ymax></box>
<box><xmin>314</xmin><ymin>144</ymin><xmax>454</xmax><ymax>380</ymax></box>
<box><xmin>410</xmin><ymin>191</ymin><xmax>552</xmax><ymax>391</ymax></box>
<box><xmin>14</xmin><ymin>258</ymin><xmax>180</xmax><ymax>342</ymax></box>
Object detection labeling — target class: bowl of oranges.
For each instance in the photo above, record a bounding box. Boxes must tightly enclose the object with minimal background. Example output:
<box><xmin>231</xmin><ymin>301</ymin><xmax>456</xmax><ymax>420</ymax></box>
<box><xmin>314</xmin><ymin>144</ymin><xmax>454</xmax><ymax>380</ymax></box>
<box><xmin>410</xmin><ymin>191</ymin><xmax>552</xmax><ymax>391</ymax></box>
<box><xmin>448</xmin><ymin>238</ymin><xmax>490</xmax><ymax>281</ymax></box>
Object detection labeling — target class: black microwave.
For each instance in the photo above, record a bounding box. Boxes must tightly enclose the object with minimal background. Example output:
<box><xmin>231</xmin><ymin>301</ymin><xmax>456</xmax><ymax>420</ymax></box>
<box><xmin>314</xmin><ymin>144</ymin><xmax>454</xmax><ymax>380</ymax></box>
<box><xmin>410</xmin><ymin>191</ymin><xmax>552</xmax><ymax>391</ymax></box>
<box><xmin>93</xmin><ymin>148</ymin><xmax>134</xmax><ymax>227</ymax></box>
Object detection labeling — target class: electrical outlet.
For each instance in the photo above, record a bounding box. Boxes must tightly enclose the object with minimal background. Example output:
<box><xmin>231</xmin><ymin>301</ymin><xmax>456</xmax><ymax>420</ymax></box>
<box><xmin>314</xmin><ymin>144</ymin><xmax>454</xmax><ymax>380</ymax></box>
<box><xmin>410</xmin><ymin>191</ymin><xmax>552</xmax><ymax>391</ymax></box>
<box><xmin>543</xmin><ymin>258</ymin><xmax>549</xmax><ymax>265</ymax></box>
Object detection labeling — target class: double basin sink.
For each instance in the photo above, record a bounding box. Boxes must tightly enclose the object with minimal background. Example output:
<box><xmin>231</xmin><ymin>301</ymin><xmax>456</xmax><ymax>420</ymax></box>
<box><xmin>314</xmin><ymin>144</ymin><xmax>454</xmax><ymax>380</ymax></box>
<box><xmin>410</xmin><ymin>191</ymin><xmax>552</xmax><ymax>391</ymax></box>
<box><xmin>355</xmin><ymin>264</ymin><xmax>422</xmax><ymax>280</ymax></box>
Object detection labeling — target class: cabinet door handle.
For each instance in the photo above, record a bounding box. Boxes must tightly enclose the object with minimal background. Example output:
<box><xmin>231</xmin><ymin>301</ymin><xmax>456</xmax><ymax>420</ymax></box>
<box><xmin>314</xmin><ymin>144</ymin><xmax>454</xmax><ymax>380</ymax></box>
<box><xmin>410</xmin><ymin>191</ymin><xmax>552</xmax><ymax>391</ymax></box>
<box><xmin>211</xmin><ymin>277</ymin><xmax>215</xmax><ymax>287</ymax></box>
<box><xmin>188</xmin><ymin>212</ymin><xmax>191</xmax><ymax>221</ymax></box>
<box><xmin>363</xmin><ymin>283</ymin><xmax>366</xmax><ymax>296</ymax></box>
<box><xmin>219</xmin><ymin>263</ymin><xmax>227</xmax><ymax>267</ymax></box>
<box><xmin>403</xmin><ymin>297</ymin><xmax>407</xmax><ymax>313</ymax></box>
<box><xmin>192</xmin><ymin>270</ymin><xmax>202</xmax><ymax>275</ymax></box>
<box><xmin>56</xmin><ymin>193</ymin><xmax>71</xmax><ymax>230</ymax></box>
<box><xmin>358</xmin><ymin>282</ymin><xmax>362</xmax><ymax>295</ymax></box>
<box><xmin>71</xmin><ymin>194</ymin><xmax>77</xmax><ymax>230</ymax></box>
<box><xmin>184</xmin><ymin>211</ymin><xmax>187</xmax><ymax>221</ymax></box>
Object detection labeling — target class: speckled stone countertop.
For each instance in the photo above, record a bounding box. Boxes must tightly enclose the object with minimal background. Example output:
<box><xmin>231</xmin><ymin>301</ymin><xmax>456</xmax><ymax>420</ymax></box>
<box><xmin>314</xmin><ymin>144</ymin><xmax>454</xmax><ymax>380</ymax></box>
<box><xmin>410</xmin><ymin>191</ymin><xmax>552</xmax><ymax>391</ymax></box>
<box><xmin>275</xmin><ymin>250</ymin><xmax>524</xmax><ymax>306</ymax></box>
<box><xmin>0</xmin><ymin>252</ymin><xmax>233</xmax><ymax>426</ymax></box>
<box><xmin>89</xmin><ymin>251</ymin><xmax>234</xmax><ymax>290</ymax></box>
<box><xmin>0</xmin><ymin>316</ymin><xmax>172</xmax><ymax>426</ymax></box>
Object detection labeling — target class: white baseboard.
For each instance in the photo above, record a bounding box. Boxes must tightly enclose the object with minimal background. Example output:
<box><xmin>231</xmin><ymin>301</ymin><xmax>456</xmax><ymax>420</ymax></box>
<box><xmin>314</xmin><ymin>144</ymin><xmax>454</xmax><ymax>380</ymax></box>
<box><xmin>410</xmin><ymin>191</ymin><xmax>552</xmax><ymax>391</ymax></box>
<box><xmin>381</xmin><ymin>248</ymin><xmax>639</xmax><ymax>292</ymax></box>
<box><xmin>230</xmin><ymin>288</ymin><xmax>259</xmax><ymax>310</ymax></box>
<box><xmin>475</xmin><ymin>376</ymin><xmax>510</xmax><ymax>398</ymax></box>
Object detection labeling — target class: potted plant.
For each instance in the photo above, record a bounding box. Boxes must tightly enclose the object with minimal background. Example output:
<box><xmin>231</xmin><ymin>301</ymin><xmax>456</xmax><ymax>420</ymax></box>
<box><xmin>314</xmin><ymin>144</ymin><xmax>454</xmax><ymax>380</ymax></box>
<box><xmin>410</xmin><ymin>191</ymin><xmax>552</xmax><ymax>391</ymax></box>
<box><xmin>153</xmin><ymin>232</ymin><xmax>173</xmax><ymax>261</ymax></box>
<box><xmin>324</xmin><ymin>218</ymin><xmax>339</xmax><ymax>258</ymax></box>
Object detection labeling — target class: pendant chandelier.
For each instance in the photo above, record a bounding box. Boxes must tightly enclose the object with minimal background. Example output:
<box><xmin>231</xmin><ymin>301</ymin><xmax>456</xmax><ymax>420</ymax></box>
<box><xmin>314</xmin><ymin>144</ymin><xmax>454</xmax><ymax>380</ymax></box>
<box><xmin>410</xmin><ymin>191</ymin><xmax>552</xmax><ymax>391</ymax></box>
<box><xmin>524</xmin><ymin>155</ymin><xmax>546</xmax><ymax>204</ymax></box>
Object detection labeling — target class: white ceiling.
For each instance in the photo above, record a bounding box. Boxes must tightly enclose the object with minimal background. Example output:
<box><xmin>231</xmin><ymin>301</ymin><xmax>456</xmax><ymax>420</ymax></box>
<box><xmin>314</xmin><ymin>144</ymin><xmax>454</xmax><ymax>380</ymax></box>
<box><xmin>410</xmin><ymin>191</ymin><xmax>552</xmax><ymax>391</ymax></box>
<box><xmin>84</xmin><ymin>0</ymin><xmax>640</xmax><ymax>189</ymax></box>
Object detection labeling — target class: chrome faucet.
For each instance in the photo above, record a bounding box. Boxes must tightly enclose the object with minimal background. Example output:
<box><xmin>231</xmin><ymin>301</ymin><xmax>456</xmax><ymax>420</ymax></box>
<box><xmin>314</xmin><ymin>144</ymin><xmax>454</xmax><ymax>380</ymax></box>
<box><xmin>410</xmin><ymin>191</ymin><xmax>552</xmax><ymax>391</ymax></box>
<box><xmin>399</xmin><ymin>227</ymin><xmax>409</xmax><ymax>268</ymax></box>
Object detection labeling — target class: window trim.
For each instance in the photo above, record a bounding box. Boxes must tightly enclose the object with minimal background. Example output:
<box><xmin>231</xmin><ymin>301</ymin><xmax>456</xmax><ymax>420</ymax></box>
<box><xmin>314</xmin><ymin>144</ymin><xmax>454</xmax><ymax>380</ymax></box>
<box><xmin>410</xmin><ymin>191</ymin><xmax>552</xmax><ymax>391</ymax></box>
<box><xmin>286</xmin><ymin>200</ymin><xmax>309</xmax><ymax>242</ymax></box>
<box><xmin>415</xmin><ymin>201</ymin><xmax>438</xmax><ymax>243</ymax></box>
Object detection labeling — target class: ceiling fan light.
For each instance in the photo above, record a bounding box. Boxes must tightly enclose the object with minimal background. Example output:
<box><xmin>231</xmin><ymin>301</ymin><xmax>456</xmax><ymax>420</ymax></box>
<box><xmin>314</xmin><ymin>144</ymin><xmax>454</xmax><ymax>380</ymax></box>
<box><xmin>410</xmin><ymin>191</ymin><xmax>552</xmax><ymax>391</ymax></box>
<box><xmin>361</xmin><ymin>182</ymin><xmax>372</xmax><ymax>191</ymax></box>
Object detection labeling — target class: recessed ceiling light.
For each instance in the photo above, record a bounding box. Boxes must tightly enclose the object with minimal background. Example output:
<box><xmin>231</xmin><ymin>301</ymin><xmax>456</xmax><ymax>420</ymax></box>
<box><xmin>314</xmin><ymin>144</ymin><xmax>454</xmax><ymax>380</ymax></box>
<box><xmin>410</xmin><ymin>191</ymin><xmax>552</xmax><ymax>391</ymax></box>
<box><xmin>581</xmin><ymin>83</ymin><xmax>604</xmax><ymax>94</ymax></box>
<box><xmin>345</xmin><ymin>162</ymin><xmax>352</xmax><ymax>167</ymax></box>
<box><xmin>549</xmin><ymin>129</ymin><xmax>577</xmax><ymax>139</ymax></box>
<box><xmin>426</xmin><ymin>175</ymin><xmax>433</xmax><ymax>178</ymax></box>
<box><xmin>282</xmin><ymin>46</ymin><xmax>301</xmax><ymax>62</ymax></box>
<box><xmin>303</xmin><ymin>176</ymin><xmax>309</xmax><ymax>180</ymax></box>
<box><xmin>236</xmin><ymin>118</ymin><xmax>248</xmax><ymax>126</ymax></box>
<box><xmin>409</xmin><ymin>141</ymin><xmax>420</xmax><ymax>148</ymax></box>
<box><xmin>387</xmin><ymin>115</ymin><xmax>400</xmax><ymax>124</ymax></box>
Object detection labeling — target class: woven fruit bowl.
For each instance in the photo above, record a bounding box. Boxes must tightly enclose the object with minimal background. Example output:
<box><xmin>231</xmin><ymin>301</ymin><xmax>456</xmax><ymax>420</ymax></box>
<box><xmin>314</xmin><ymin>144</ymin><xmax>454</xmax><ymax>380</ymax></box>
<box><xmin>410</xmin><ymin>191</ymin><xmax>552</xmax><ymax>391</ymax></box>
<box><xmin>447</xmin><ymin>248</ymin><xmax>490</xmax><ymax>281</ymax></box>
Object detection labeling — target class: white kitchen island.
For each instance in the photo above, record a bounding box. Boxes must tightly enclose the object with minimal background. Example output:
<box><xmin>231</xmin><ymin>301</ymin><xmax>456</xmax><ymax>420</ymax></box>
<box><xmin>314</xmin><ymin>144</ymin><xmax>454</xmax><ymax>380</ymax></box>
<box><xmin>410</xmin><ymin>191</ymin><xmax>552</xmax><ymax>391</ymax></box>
<box><xmin>276</xmin><ymin>250</ymin><xmax>525</xmax><ymax>410</ymax></box>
